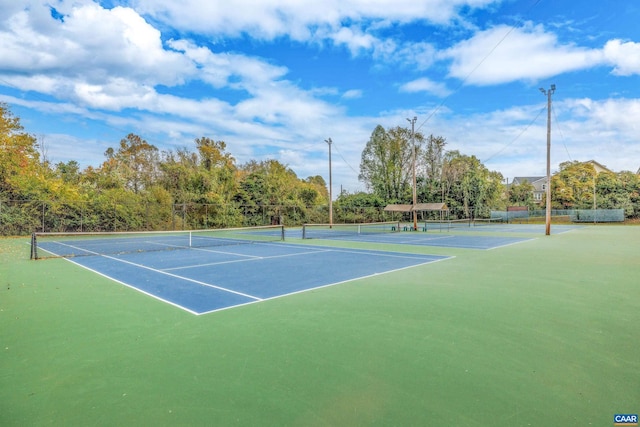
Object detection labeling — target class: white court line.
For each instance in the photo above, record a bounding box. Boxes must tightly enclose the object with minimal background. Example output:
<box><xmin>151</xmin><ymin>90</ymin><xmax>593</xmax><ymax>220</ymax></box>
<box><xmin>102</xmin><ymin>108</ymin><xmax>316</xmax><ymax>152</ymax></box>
<box><xmin>311</xmin><ymin>247</ymin><xmax>445</xmax><ymax>260</ymax></box>
<box><xmin>99</xmin><ymin>253</ymin><xmax>263</xmax><ymax>300</ymax></box>
<box><xmin>196</xmin><ymin>255</ymin><xmax>455</xmax><ymax>315</ymax></box>
<box><xmin>486</xmin><ymin>238</ymin><xmax>537</xmax><ymax>250</ymax></box>
<box><xmin>163</xmin><ymin>248</ymin><xmax>333</xmax><ymax>271</ymax></box>
<box><xmin>37</xmin><ymin>239</ymin><xmax>454</xmax><ymax>315</ymax></box>
<box><xmin>61</xmin><ymin>257</ymin><xmax>201</xmax><ymax>315</ymax></box>
<box><xmin>164</xmin><ymin>245</ymin><xmax>435</xmax><ymax>271</ymax></box>
<box><xmin>43</xmin><ymin>240</ymin><xmax>262</xmax><ymax>301</ymax></box>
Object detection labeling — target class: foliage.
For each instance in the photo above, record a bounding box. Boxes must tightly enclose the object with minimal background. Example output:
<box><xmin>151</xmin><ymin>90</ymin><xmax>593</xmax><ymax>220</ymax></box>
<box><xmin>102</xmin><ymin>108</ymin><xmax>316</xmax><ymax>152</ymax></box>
<box><xmin>2</xmin><ymin>104</ymin><xmax>640</xmax><ymax>235</ymax></box>
<box><xmin>359</xmin><ymin>125</ymin><xmax>424</xmax><ymax>202</ymax></box>
<box><xmin>508</xmin><ymin>180</ymin><xmax>536</xmax><ymax>209</ymax></box>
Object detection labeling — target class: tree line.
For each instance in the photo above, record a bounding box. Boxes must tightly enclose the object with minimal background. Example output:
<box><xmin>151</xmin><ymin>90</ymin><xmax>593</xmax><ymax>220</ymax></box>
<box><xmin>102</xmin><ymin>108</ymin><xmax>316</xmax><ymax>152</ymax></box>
<box><xmin>355</xmin><ymin>124</ymin><xmax>640</xmax><ymax>219</ymax></box>
<box><xmin>1</xmin><ymin>103</ymin><xmax>639</xmax><ymax>235</ymax></box>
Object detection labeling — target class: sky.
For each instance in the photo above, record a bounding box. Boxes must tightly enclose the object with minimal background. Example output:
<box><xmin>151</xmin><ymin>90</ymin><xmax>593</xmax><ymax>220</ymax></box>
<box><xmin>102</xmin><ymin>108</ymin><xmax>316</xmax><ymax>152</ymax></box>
<box><xmin>1</xmin><ymin>0</ymin><xmax>640</xmax><ymax>194</ymax></box>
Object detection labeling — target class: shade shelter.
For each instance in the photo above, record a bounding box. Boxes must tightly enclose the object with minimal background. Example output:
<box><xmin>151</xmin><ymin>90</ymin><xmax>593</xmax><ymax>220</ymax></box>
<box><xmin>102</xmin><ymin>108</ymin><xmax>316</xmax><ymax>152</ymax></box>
<box><xmin>383</xmin><ymin>202</ymin><xmax>449</xmax><ymax>224</ymax></box>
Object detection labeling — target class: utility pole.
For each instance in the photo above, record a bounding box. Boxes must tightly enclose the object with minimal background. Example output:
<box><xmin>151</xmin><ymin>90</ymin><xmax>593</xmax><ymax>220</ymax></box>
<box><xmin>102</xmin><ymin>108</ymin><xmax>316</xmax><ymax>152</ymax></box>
<box><xmin>325</xmin><ymin>138</ymin><xmax>333</xmax><ymax>227</ymax></box>
<box><xmin>539</xmin><ymin>84</ymin><xmax>555</xmax><ymax>236</ymax></box>
<box><xmin>407</xmin><ymin>116</ymin><xmax>417</xmax><ymax>231</ymax></box>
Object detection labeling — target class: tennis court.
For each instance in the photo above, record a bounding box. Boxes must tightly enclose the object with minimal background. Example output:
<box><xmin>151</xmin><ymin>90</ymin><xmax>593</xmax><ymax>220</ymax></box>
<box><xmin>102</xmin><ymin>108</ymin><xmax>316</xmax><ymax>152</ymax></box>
<box><xmin>2</xmin><ymin>225</ymin><xmax>638</xmax><ymax>426</ymax></box>
<box><xmin>299</xmin><ymin>222</ymin><xmax>541</xmax><ymax>249</ymax></box>
<box><xmin>31</xmin><ymin>226</ymin><xmax>451</xmax><ymax>314</ymax></box>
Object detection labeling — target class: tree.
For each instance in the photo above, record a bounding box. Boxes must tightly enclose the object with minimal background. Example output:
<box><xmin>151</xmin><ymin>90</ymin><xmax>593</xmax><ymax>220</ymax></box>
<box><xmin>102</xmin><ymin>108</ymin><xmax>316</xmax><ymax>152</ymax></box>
<box><xmin>106</xmin><ymin>133</ymin><xmax>160</xmax><ymax>194</ymax></box>
<box><xmin>441</xmin><ymin>151</ymin><xmax>502</xmax><ymax>218</ymax></box>
<box><xmin>55</xmin><ymin>160</ymin><xmax>81</xmax><ymax>184</ymax></box>
<box><xmin>508</xmin><ymin>180</ymin><xmax>535</xmax><ymax>208</ymax></box>
<box><xmin>359</xmin><ymin>125</ymin><xmax>423</xmax><ymax>202</ymax></box>
<box><xmin>0</xmin><ymin>103</ymin><xmax>42</xmax><ymax>196</ymax></box>
<box><xmin>552</xmin><ymin>161</ymin><xmax>597</xmax><ymax>209</ymax></box>
<box><xmin>419</xmin><ymin>134</ymin><xmax>447</xmax><ymax>201</ymax></box>
<box><xmin>195</xmin><ymin>137</ymin><xmax>237</xmax><ymax>204</ymax></box>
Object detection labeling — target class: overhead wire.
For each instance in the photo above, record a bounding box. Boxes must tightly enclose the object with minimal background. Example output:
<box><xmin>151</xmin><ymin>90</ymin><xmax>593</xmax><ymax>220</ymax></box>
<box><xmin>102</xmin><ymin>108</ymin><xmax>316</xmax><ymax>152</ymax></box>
<box><xmin>552</xmin><ymin>102</ymin><xmax>572</xmax><ymax>161</ymax></box>
<box><xmin>482</xmin><ymin>105</ymin><xmax>546</xmax><ymax>163</ymax></box>
<box><xmin>330</xmin><ymin>138</ymin><xmax>359</xmax><ymax>175</ymax></box>
<box><xmin>414</xmin><ymin>0</ymin><xmax>546</xmax><ymax>162</ymax></box>
<box><xmin>416</xmin><ymin>0</ymin><xmax>544</xmax><ymax>133</ymax></box>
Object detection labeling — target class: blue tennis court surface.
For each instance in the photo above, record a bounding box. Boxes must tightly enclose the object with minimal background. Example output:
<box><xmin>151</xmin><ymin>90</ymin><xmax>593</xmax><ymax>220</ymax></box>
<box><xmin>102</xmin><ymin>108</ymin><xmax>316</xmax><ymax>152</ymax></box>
<box><xmin>298</xmin><ymin>229</ymin><xmax>536</xmax><ymax>249</ymax></box>
<box><xmin>336</xmin><ymin>233</ymin><xmax>534</xmax><ymax>249</ymax></box>
<box><xmin>50</xmin><ymin>242</ymin><xmax>450</xmax><ymax>315</ymax></box>
<box><xmin>297</xmin><ymin>223</ymin><xmax>581</xmax><ymax>248</ymax></box>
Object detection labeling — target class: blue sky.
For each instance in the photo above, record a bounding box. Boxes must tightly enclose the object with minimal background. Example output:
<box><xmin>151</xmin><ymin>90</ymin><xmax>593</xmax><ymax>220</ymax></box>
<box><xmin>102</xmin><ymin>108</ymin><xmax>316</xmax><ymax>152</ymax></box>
<box><xmin>1</xmin><ymin>0</ymin><xmax>639</xmax><ymax>193</ymax></box>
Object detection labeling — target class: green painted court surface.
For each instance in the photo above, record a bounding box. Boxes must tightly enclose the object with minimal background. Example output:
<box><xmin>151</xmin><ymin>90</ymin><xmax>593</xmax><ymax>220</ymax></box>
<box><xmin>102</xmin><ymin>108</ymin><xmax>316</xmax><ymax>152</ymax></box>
<box><xmin>1</xmin><ymin>225</ymin><xmax>638</xmax><ymax>426</ymax></box>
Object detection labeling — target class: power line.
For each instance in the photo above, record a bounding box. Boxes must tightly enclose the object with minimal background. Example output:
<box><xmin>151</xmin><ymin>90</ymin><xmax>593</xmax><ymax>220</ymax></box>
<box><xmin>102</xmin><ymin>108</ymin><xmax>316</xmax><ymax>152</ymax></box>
<box><xmin>552</xmin><ymin>102</ymin><xmax>572</xmax><ymax>161</ymax></box>
<box><xmin>415</xmin><ymin>0</ymin><xmax>544</xmax><ymax>134</ymax></box>
<box><xmin>482</xmin><ymin>105</ymin><xmax>546</xmax><ymax>164</ymax></box>
<box><xmin>330</xmin><ymin>138</ymin><xmax>359</xmax><ymax>175</ymax></box>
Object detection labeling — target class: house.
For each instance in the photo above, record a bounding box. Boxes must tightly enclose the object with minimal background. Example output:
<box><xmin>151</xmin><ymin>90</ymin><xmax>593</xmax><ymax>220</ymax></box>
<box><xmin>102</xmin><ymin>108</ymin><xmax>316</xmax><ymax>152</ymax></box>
<box><xmin>511</xmin><ymin>160</ymin><xmax>614</xmax><ymax>204</ymax></box>
<box><xmin>585</xmin><ymin>160</ymin><xmax>612</xmax><ymax>174</ymax></box>
<box><xmin>510</xmin><ymin>176</ymin><xmax>547</xmax><ymax>203</ymax></box>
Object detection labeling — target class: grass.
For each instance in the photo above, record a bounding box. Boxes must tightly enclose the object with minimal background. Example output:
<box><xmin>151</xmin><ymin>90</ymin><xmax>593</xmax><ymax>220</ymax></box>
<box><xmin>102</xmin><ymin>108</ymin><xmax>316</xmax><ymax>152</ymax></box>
<box><xmin>1</xmin><ymin>226</ymin><xmax>638</xmax><ymax>426</ymax></box>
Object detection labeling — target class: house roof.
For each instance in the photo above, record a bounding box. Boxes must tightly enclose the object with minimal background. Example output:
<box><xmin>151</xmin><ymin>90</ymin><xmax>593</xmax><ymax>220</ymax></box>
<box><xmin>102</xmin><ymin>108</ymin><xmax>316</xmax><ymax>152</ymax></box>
<box><xmin>512</xmin><ymin>176</ymin><xmax>546</xmax><ymax>185</ymax></box>
<box><xmin>383</xmin><ymin>203</ymin><xmax>448</xmax><ymax>212</ymax></box>
<box><xmin>585</xmin><ymin>160</ymin><xmax>612</xmax><ymax>174</ymax></box>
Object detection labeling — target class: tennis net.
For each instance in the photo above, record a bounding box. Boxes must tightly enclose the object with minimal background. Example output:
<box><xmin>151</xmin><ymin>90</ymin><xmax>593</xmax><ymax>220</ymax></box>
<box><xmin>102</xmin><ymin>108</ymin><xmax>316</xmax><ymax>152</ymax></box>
<box><xmin>424</xmin><ymin>219</ymin><xmax>470</xmax><ymax>231</ymax></box>
<box><xmin>472</xmin><ymin>218</ymin><xmax>505</xmax><ymax>227</ymax></box>
<box><xmin>302</xmin><ymin>221</ymin><xmax>400</xmax><ymax>239</ymax></box>
<box><xmin>30</xmin><ymin>225</ymin><xmax>285</xmax><ymax>259</ymax></box>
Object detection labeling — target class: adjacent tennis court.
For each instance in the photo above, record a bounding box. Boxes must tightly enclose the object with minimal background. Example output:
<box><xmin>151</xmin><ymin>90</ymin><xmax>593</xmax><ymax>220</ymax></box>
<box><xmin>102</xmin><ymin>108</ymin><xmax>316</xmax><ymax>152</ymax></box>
<box><xmin>30</xmin><ymin>226</ymin><xmax>451</xmax><ymax>314</ymax></box>
<box><xmin>299</xmin><ymin>221</ymin><xmax>543</xmax><ymax>249</ymax></box>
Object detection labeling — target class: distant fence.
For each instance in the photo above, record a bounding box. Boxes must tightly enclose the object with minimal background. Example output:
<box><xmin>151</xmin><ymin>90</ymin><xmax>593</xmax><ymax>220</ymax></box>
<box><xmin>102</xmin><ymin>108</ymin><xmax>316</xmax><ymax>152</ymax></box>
<box><xmin>490</xmin><ymin>208</ymin><xmax>625</xmax><ymax>223</ymax></box>
<box><xmin>1</xmin><ymin>199</ymin><xmax>628</xmax><ymax>236</ymax></box>
<box><xmin>0</xmin><ymin>199</ymin><xmax>402</xmax><ymax>236</ymax></box>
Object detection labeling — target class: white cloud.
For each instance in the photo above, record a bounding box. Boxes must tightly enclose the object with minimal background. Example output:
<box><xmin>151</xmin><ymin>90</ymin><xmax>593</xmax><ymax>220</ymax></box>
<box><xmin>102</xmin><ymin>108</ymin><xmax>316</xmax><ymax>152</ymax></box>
<box><xmin>132</xmin><ymin>0</ymin><xmax>499</xmax><ymax>40</ymax></box>
<box><xmin>342</xmin><ymin>89</ymin><xmax>363</xmax><ymax>99</ymax></box>
<box><xmin>400</xmin><ymin>78</ymin><xmax>451</xmax><ymax>97</ymax></box>
<box><xmin>167</xmin><ymin>39</ymin><xmax>289</xmax><ymax>91</ymax></box>
<box><xmin>603</xmin><ymin>39</ymin><xmax>640</xmax><ymax>76</ymax></box>
<box><xmin>443</xmin><ymin>23</ymin><xmax>604</xmax><ymax>85</ymax></box>
<box><xmin>395</xmin><ymin>42</ymin><xmax>438</xmax><ymax>71</ymax></box>
<box><xmin>1</xmin><ymin>3</ymin><xmax>193</xmax><ymax>85</ymax></box>
<box><xmin>328</xmin><ymin>26</ymin><xmax>381</xmax><ymax>55</ymax></box>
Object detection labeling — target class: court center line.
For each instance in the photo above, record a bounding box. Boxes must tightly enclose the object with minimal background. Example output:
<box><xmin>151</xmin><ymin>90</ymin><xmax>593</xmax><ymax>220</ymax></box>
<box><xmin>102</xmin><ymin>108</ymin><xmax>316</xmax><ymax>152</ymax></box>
<box><xmin>162</xmin><ymin>248</ymin><xmax>333</xmax><ymax>271</ymax></box>
<box><xmin>47</xmin><ymin>241</ymin><xmax>263</xmax><ymax>301</ymax></box>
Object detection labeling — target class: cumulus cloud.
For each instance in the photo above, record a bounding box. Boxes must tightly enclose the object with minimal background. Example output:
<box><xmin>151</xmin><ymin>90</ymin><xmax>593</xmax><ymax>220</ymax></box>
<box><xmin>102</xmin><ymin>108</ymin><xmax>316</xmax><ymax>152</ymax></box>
<box><xmin>1</xmin><ymin>3</ymin><xmax>193</xmax><ymax>84</ymax></box>
<box><xmin>0</xmin><ymin>1</ymin><xmax>197</xmax><ymax>111</ymax></box>
<box><xmin>443</xmin><ymin>23</ymin><xmax>604</xmax><ymax>85</ymax></box>
<box><xmin>603</xmin><ymin>39</ymin><xmax>640</xmax><ymax>76</ymax></box>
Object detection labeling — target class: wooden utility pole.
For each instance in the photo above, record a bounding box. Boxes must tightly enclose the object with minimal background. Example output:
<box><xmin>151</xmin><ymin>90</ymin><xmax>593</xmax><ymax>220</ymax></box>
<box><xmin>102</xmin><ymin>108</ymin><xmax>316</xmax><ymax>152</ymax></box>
<box><xmin>325</xmin><ymin>138</ymin><xmax>333</xmax><ymax>227</ymax></box>
<box><xmin>407</xmin><ymin>117</ymin><xmax>417</xmax><ymax>231</ymax></box>
<box><xmin>539</xmin><ymin>85</ymin><xmax>555</xmax><ymax>236</ymax></box>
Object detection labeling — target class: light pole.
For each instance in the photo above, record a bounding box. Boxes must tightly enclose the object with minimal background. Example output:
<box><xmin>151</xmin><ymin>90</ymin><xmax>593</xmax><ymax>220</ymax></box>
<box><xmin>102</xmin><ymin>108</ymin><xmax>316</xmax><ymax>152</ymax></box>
<box><xmin>407</xmin><ymin>116</ymin><xmax>417</xmax><ymax>231</ymax></box>
<box><xmin>539</xmin><ymin>84</ymin><xmax>555</xmax><ymax>236</ymax></box>
<box><xmin>325</xmin><ymin>138</ymin><xmax>333</xmax><ymax>227</ymax></box>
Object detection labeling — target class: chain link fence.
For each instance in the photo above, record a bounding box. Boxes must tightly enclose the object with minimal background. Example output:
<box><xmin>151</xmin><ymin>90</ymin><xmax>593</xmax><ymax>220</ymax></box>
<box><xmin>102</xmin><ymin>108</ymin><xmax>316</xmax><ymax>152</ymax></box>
<box><xmin>0</xmin><ymin>199</ymin><xmax>405</xmax><ymax>236</ymax></box>
<box><xmin>490</xmin><ymin>208</ymin><xmax>625</xmax><ymax>223</ymax></box>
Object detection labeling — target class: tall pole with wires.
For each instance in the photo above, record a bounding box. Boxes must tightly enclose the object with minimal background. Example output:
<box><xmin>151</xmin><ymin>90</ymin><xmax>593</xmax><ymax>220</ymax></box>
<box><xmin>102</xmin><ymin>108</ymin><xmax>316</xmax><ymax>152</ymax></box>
<box><xmin>325</xmin><ymin>138</ymin><xmax>333</xmax><ymax>227</ymax></box>
<box><xmin>539</xmin><ymin>84</ymin><xmax>555</xmax><ymax>236</ymax></box>
<box><xmin>407</xmin><ymin>117</ymin><xmax>417</xmax><ymax>231</ymax></box>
